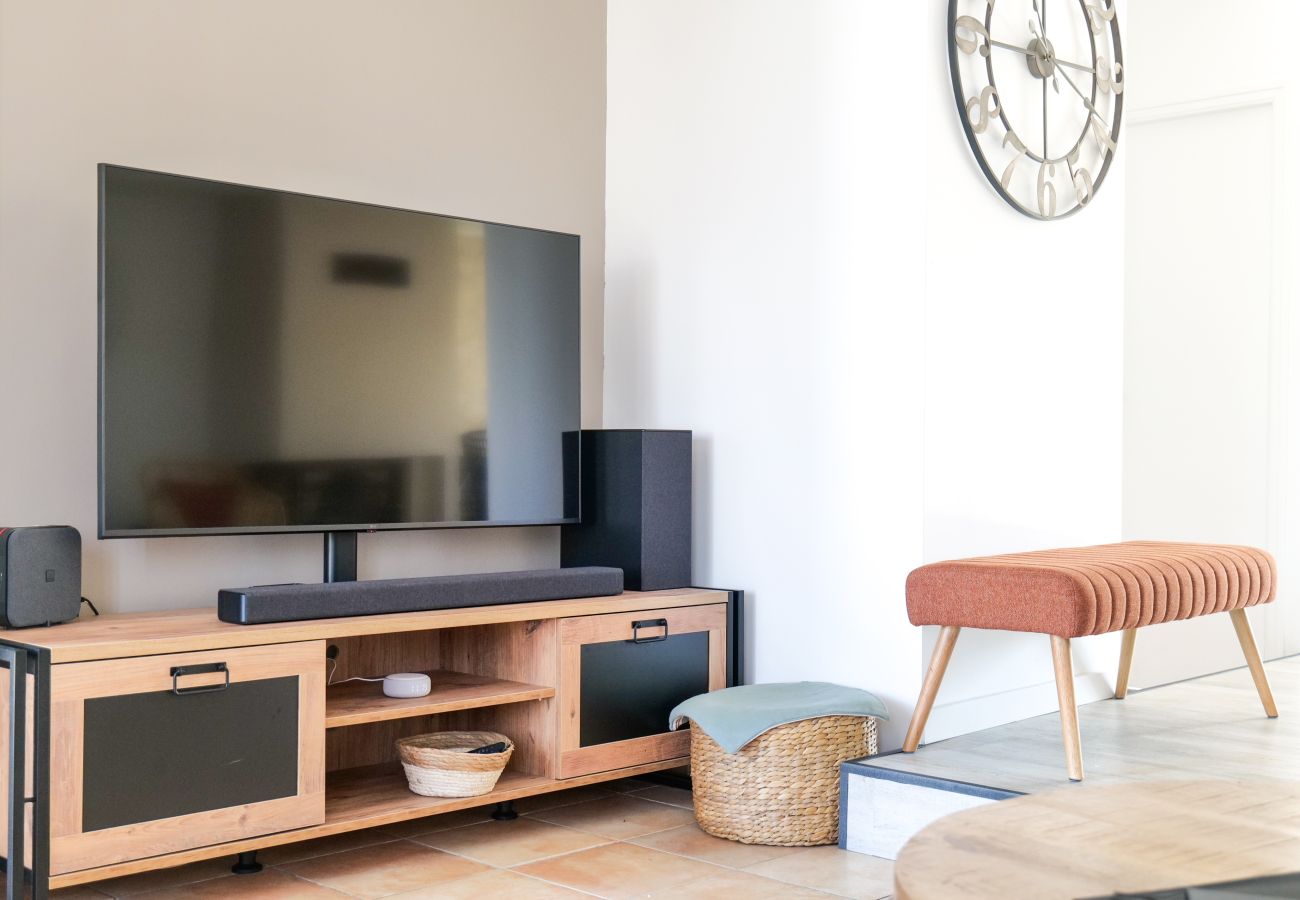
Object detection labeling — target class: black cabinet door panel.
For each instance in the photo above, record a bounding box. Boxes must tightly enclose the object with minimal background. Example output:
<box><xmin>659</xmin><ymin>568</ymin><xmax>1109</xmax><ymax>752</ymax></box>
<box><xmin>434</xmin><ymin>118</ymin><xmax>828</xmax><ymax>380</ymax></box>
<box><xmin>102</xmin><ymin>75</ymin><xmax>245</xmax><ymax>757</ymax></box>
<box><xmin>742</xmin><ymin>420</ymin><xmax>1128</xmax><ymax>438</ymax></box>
<box><xmin>82</xmin><ymin>676</ymin><xmax>299</xmax><ymax>831</ymax></box>
<box><xmin>579</xmin><ymin>633</ymin><xmax>708</xmax><ymax>747</ymax></box>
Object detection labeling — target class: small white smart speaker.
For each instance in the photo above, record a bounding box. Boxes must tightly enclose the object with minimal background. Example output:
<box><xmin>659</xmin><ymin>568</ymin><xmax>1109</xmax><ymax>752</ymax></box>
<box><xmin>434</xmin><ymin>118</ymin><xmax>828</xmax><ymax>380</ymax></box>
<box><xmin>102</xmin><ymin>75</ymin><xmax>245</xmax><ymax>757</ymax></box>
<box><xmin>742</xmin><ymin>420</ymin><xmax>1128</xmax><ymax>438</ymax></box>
<box><xmin>383</xmin><ymin>672</ymin><xmax>432</xmax><ymax>698</ymax></box>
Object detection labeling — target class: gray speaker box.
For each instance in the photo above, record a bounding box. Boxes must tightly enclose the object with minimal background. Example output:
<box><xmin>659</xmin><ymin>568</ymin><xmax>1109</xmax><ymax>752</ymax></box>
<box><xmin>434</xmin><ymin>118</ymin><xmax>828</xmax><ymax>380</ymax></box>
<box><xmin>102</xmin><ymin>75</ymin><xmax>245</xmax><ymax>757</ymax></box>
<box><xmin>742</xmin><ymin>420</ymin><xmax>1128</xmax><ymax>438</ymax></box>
<box><xmin>561</xmin><ymin>430</ymin><xmax>692</xmax><ymax>591</ymax></box>
<box><xmin>0</xmin><ymin>525</ymin><xmax>83</xmax><ymax>628</ymax></box>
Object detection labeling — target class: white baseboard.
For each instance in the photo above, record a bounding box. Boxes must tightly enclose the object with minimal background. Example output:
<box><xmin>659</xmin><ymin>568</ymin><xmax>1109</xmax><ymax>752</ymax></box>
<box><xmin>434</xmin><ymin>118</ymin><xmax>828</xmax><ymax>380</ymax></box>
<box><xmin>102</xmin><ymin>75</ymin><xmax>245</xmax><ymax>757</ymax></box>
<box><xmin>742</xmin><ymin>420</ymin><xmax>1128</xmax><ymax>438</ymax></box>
<box><xmin>922</xmin><ymin>672</ymin><xmax>1114</xmax><ymax>743</ymax></box>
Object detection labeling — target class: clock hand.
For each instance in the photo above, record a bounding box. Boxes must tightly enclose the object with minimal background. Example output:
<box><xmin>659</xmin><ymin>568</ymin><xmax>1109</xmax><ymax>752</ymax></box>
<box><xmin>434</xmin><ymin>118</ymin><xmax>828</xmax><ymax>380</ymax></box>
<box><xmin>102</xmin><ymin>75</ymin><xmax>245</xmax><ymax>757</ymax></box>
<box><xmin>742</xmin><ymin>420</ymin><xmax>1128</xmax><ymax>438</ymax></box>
<box><xmin>1056</xmin><ymin>65</ymin><xmax>1107</xmax><ymax>123</ymax></box>
<box><xmin>986</xmin><ymin>39</ymin><xmax>1093</xmax><ymax>73</ymax></box>
<box><xmin>1034</xmin><ymin>0</ymin><xmax>1050</xmax><ymax>158</ymax></box>
<box><xmin>1057</xmin><ymin>64</ymin><xmax>1119</xmax><ymax>155</ymax></box>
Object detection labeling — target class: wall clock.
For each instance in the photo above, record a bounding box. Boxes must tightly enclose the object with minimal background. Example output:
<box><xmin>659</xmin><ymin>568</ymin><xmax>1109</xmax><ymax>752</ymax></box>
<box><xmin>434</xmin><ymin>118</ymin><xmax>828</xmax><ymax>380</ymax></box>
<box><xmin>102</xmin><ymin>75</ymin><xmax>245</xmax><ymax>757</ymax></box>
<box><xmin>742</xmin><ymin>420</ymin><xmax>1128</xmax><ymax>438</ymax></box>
<box><xmin>949</xmin><ymin>0</ymin><xmax>1122</xmax><ymax>220</ymax></box>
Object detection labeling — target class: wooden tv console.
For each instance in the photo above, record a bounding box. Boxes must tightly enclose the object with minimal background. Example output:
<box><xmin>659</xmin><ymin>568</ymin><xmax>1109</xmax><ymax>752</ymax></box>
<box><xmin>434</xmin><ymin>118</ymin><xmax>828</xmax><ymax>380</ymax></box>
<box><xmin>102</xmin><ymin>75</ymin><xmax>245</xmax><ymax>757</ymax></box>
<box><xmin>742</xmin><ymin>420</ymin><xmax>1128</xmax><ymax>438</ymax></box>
<box><xmin>0</xmin><ymin>587</ymin><xmax>741</xmax><ymax>898</ymax></box>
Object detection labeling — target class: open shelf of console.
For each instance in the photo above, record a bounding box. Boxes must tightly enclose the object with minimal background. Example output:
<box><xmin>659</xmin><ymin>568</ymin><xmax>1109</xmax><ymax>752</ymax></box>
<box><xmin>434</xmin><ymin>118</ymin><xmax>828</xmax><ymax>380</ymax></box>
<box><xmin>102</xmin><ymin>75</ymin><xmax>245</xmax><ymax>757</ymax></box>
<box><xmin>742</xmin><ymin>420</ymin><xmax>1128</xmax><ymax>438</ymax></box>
<box><xmin>325</xmin><ymin>762</ymin><xmax>550</xmax><ymax>827</ymax></box>
<box><xmin>325</xmin><ymin>670</ymin><xmax>555</xmax><ymax>728</ymax></box>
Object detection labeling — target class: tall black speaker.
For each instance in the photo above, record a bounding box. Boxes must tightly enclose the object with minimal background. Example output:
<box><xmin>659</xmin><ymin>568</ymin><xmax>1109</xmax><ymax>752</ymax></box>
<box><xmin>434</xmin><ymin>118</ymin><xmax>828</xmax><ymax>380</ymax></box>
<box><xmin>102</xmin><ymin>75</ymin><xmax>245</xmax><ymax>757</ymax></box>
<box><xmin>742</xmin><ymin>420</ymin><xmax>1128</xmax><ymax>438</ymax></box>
<box><xmin>561</xmin><ymin>430</ymin><xmax>692</xmax><ymax>591</ymax></box>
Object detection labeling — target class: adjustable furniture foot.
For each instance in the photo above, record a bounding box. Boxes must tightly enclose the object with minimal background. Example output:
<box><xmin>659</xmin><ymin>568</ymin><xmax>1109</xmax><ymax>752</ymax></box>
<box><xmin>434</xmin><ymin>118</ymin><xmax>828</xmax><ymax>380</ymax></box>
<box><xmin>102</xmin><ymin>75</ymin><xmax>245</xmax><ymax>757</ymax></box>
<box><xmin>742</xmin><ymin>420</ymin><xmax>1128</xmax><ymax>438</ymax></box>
<box><xmin>491</xmin><ymin>800</ymin><xmax>518</xmax><ymax>821</ymax></box>
<box><xmin>232</xmin><ymin>851</ymin><xmax>263</xmax><ymax>874</ymax></box>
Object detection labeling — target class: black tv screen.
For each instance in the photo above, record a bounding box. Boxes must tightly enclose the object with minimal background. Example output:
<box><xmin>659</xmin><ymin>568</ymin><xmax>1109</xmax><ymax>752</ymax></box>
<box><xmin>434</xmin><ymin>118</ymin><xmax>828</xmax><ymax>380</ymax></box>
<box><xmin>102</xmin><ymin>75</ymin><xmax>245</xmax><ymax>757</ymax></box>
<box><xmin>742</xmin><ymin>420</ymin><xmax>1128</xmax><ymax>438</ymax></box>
<box><xmin>98</xmin><ymin>165</ymin><xmax>580</xmax><ymax>536</ymax></box>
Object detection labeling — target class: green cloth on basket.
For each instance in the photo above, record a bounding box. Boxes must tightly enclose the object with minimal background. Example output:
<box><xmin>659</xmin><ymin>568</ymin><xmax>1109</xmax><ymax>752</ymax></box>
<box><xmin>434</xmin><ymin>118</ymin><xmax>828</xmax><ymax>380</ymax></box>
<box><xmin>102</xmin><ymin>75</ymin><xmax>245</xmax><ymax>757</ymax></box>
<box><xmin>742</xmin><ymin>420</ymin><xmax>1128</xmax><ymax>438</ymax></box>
<box><xmin>668</xmin><ymin>681</ymin><xmax>889</xmax><ymax>754</ymax></box>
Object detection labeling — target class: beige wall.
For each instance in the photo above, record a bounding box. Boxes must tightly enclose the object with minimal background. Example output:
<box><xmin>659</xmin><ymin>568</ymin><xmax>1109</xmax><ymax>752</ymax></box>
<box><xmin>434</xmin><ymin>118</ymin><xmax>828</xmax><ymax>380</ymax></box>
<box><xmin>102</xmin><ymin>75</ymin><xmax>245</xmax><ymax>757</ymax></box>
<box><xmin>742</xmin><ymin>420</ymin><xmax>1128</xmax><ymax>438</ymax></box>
<box><xmin>0</xmin><ymin>0</ymin><xmax>606</xmax><ymax>611</ymax></box>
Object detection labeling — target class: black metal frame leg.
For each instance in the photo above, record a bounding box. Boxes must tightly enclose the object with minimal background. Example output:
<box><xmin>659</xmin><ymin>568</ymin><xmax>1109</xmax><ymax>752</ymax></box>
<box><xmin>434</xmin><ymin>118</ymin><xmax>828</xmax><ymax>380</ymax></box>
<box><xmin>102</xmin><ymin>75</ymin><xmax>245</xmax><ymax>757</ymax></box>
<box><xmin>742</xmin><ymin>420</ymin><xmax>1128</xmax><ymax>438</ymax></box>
<box><xmin>1</xmin><ymin>641</ymin><xmax>50</xmax><ymax>900</ymax></box>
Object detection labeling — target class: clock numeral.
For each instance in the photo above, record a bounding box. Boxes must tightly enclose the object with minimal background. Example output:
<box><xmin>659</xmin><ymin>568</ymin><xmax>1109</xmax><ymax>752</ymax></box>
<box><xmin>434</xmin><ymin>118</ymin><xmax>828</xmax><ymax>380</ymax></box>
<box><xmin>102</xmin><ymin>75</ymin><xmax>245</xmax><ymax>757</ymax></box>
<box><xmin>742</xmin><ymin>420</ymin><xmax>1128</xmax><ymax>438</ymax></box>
<box><xmin>1037</xmin><ymin>162</ymin><xmax>1057</xmax><ymax>217</ymax></box>
<box><xmin>966</xmin><ymin>86</ymin><xmax>1000</xmax><ymax>135</ymax></box>
<box><xmin>1001</xmin><ymin>132</ymin><xmax>1028</xmax><ymax>190</ymax></box>
<box><xmin>1067</xmin><ymin>146</ymin><xmax>1095</xmax><ymax>206</ymax></box>
<box><xmin>1072</xmin><ymin>168</ymin><xmax>1095</xmax><ymax>206</ymax></box>
<box><xmin>1096</xmin><ymin>55</ymin><xmax>1124</xmax><ymax>94</ymax></box>
<box><xmin>954</xmin><ymin>16</ymin><xmax>991</xmax><ymax>57</ymax></box>
<box><xmin>1090</xmin><ymin>116</ymin><xmax>1117</xmax><ymax>155</ymax></box>
<box><xmin>1086</xmin><ymin>0</ymin><xmax>1116</xmax><ymax>35</ymax></box>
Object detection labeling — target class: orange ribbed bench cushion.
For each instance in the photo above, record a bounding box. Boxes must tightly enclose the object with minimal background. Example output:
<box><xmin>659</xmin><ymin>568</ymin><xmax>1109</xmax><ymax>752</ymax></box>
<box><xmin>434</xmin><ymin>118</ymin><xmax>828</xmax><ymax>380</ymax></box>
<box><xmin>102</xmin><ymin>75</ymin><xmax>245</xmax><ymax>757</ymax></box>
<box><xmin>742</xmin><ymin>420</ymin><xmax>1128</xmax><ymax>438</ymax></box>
<box><xmin>906</xmin><ymin>541</ymin><xmax>1276</xmax><ymax>638</ymax></box>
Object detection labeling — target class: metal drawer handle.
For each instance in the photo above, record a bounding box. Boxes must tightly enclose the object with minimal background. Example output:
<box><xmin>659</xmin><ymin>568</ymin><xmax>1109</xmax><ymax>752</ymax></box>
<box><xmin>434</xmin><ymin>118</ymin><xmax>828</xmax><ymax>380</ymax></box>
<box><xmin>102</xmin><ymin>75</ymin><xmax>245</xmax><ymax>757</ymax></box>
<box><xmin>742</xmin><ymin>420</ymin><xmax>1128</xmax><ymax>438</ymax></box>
<box><xmin>630</xmin><ymin>618</ymin><xmax>669</xmax><ymax>643</ymax></box>
<box><xmin>171</xmin><ymin>662</ymin><xmax>229</xmax><ymax>695</ymax></box>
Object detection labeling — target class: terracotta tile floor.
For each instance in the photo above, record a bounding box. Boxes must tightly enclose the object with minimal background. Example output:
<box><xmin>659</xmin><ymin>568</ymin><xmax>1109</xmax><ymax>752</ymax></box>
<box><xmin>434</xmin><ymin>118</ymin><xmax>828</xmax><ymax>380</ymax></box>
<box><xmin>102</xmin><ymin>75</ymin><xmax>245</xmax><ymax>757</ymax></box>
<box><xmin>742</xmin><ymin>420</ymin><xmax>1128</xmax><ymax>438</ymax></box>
<box><xmin>56</xmin><ymin>782</ymin><xmax>894</xmax><ymax>899</ymax></box>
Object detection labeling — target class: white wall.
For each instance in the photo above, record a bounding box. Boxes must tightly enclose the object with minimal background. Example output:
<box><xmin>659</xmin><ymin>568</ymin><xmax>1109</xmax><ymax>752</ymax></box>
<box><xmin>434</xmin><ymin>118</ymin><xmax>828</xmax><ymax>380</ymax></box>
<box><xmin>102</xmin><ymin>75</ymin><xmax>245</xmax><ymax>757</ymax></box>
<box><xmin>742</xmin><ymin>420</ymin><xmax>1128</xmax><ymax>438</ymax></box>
<box><xmin>1122</xmin><ymin>0</ymin><xmax>1300</xmax><ymax>677</ymax></box>
<box><xmin>605</xmin><ymin>0</ymin><xmax>1128</xmax><ymax>747</ymax></box>
<box><xmin>919</xmin><ymin>1</ymin><xmax>1127</xmax><ymax>740</ymax></box>
<box><xmin>605</xmin><ymin>0</ymin><xmax>930</xmax><ymax>749</ymax></box>
<box><xmin>0</xmin><ymin>0</ymin><xmax>606</xmax><ymax>612</ymax></box>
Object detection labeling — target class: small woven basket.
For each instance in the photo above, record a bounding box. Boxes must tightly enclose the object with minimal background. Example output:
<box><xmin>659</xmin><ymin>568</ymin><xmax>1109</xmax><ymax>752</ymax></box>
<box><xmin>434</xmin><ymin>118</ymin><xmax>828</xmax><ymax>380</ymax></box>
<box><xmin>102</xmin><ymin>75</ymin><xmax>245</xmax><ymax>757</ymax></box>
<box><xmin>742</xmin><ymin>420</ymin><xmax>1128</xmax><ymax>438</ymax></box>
<box><xmin>690</xmin><ymin>715</ymin><xmax>877</xmax><ymax>846</ymax></box>
<box><xmin>396</xmin><ymin>731</ymin><xmax>514</xmax><ymax>798</ymax></box>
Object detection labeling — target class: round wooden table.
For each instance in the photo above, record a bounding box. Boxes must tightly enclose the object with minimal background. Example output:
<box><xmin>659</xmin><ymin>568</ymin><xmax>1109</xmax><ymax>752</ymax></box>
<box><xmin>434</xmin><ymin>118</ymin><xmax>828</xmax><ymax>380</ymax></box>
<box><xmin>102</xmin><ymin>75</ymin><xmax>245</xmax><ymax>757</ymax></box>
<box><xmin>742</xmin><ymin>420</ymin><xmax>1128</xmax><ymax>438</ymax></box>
<box><xmin>894</xmin><ymin>779</ymin><xmax>1300</xmax><ymax>899</ymax></box>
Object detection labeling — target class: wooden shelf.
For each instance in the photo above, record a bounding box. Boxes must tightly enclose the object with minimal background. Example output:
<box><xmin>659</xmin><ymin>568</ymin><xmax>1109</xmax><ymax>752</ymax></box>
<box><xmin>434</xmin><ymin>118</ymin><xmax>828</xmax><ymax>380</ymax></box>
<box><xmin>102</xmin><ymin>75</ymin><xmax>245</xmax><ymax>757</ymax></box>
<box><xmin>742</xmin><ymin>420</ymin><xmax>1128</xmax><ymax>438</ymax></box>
<box><xmin>325</xmin><ymin>669</ymin><xmax>555</xmax><ymax>729</ymax></box>
<box><xmin>325</xmin><ymin>763</ymin><xmax>551</xmax><ymax>827</ymax></box>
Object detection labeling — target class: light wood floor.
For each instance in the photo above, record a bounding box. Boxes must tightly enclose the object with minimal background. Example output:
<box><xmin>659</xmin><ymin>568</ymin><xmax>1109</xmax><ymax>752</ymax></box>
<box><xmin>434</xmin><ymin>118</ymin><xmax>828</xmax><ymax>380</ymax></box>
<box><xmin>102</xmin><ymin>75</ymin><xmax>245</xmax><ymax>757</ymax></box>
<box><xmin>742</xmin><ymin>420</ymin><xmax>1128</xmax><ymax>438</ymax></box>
<box><xmin>55</xmin><ymin>780</ymin><xmax>893</xmax><ymax>900</ymax></box>
<box><xmin>871</xmin><ymin>656</ymin><xmax>1300</xmax><ymax>794</ymax></box>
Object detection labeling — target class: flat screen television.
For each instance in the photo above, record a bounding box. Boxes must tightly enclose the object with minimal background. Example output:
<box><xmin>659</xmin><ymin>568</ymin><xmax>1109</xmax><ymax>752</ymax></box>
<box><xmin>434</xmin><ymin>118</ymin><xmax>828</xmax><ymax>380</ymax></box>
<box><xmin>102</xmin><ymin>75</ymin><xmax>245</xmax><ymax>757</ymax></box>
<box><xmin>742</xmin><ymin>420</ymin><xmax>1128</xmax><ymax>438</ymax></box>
<box><xmin>98</xmin><ymin>164</ymin><xmax>581</xmax><ymax>545</ymax></box>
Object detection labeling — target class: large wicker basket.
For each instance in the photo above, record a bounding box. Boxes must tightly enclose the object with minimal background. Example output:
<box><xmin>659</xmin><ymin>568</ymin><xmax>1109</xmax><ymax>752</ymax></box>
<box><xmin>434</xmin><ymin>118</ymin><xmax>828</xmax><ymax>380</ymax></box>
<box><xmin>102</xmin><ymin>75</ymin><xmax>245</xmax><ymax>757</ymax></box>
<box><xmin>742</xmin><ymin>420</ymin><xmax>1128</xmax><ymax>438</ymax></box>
<box><xmin>396</xmin><ymin>731</ymin><xmax>513</xmax><ymax>798</ymax></box>
<box><xmin>689</xmin><ymin>715</ymin><xmax>877</xmax><ymax>846</ymax></box>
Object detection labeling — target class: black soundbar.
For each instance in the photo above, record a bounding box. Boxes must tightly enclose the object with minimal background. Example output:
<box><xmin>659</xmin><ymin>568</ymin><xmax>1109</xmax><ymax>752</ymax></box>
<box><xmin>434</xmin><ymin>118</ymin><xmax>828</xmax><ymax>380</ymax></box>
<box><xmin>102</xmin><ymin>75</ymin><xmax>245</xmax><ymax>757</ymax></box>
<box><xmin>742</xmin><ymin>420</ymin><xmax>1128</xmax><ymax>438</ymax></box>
<box><xmin>218</xmin><ymin>566</ymin><xmax>625</xmax><ymax>625</ymax></box>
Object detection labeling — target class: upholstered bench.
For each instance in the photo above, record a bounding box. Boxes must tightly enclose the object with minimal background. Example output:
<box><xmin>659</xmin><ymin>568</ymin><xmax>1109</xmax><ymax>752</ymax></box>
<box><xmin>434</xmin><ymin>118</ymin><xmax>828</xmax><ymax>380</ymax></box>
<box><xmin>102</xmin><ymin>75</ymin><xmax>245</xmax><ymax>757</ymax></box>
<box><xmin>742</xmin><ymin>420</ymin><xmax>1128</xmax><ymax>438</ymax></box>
<box><xmin>902</xmin><ymin>541</ymin><xmax>1278</xmax><ymax>781</ymax></box>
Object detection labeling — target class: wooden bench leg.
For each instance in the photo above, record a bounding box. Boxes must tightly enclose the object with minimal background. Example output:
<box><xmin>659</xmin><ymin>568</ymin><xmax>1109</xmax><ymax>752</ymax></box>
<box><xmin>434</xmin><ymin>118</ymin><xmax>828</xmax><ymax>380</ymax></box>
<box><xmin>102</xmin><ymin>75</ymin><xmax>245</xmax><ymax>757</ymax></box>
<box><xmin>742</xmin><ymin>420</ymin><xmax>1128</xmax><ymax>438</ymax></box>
<box><xmin>1114</xmin><ymin>628</ymin><xmax>1137</xmax><ymax>699</ymax></box>
<box><xmin>1229</xmin><ymin>608</ymin><xmax>1279</xmax><ymax>718</ymax></box>
<box><xmin>1050</xmin><ymin>635</ymin><xmax>1084</xmax><ymax>781</ymax></box>
<box><xmin>903</xmin><ymin>625</ymin><xmax>960</xmax><ymax>752</ymax></box>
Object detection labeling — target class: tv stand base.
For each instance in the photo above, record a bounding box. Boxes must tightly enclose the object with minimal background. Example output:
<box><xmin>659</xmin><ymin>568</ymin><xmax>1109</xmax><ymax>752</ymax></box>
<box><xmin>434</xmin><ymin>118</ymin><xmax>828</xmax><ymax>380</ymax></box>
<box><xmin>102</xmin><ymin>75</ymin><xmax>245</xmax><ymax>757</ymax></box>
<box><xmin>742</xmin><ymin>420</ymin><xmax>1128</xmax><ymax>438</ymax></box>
<box><xmin>0</xmin><ymin>587</ymin><xmax>744</xmax><ymax>899</ymax></box>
